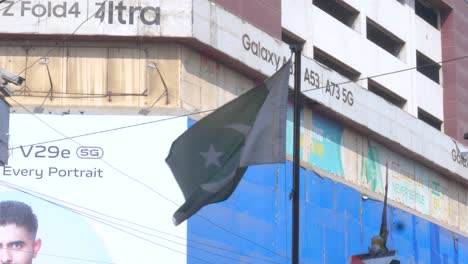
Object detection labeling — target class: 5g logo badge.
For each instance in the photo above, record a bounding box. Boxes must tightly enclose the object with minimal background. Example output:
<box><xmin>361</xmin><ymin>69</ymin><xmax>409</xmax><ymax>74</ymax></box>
<box><xmin>76</xmin><ymin>146</ymin><xmax>104</xmax><ymax>159</ymax></box>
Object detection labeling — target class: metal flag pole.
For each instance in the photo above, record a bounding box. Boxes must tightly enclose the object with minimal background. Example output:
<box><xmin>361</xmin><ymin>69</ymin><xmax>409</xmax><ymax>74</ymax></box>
<box><xmin>291</xmin><ymin>44</ymin><xmax>302</xmax><ymax>264</ymax></box>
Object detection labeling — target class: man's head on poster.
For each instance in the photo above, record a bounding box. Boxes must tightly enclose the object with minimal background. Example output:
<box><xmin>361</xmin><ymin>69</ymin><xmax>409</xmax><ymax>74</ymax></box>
<box><xmin>0</xmin><ymin>200</ymin><xmax>41</xmax><ymax>264</ymax></box>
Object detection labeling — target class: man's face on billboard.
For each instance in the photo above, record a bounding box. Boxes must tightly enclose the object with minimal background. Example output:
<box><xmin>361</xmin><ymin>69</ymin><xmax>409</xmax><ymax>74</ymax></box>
<box><xmin>0</xmin><ymin>224</ymin><xmax>41</xmax><ymax>264</ymax></box>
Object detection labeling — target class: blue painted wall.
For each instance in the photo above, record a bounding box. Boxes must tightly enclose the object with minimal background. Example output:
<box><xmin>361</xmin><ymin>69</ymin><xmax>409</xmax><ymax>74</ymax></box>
<box><xmin>187</xmin><ymin>162</ymin><xmax>467</xmax><ymax>264</ymax></box>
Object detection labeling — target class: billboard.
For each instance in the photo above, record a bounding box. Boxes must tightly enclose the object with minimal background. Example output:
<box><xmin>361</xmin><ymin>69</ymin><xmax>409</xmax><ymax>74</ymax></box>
<box><xmin>0</xmin><ymin>0</ymin><xmax>192</xmax><ymax>37</ymax></box>
<box><xmin>284</xmin><ymin>107</ymin><xmax>466</xmax><ymax>229</ymax></box>
<box><xmin>0</xmin><ymin>113</ymin><xmax>188</xmax><ymax>264</ymax></box>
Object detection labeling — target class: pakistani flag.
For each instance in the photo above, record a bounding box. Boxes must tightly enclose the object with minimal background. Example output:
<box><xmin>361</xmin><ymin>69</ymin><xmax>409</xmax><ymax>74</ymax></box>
<box><xmin>166</xmin><ymin>61</ymin><xmax>291</xmax><ymax>225</ymax></box>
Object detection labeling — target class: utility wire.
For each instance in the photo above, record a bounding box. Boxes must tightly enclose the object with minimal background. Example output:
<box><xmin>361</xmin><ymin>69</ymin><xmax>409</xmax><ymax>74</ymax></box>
<box><xmin>9</xmin><ymin>109</ymin><xmax>212</xmax><ymax>150</ymax></box>
<box><xmin>6</xmin><ymin>53</ymin><xmax>468</xmax><ymax>257</ymax></box>
<box><xmin>0</xmin><ymin>248</ymin><xmax>115</xmax><ymax>264</ymax></box>
<box><xmin>15</xmin><ymin>0</ymin><xmax>109</xmax><ymax>75</ymax></box>
<box><xmin>6</xmin><ymin>4</ymin><xmax>286</xmax><ymax>251</ymax></box>
<box><xmin>6</xmin><ymin>96</ymin><xmax>289</xmax><ymax>260</ymax></box>
<box><xmin>0</xmin><ymin>180</ymin><xmax>280</xmax><ymax>264</ymax></box>
<box><xmin>298</xmin><ymin>54</ymin><xmax>468</xmax><ymax>94</ymax></box>
<box><xmin>0</xmin><ymin>181</ymin><xmax>217</xmax><ymax>264</ymax></box>
<box><xmin>4</xmin><ymin>0</ymin><xmax>467</xmax><ymax>258</ymax></box>
<box><xmin>0</xmin><ymin>0</ymin><xmax>20</xmax><ymax>12</ymax></box>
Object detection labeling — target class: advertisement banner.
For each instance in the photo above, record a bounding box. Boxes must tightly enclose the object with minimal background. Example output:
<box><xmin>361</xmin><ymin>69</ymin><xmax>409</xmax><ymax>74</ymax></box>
<box><xmin>0</xmin><ymin>0</ymin><xmax>191</xmax><ymax>37</ymax></box>
<box><xmin>0</xmin><ymin>114</ymin><xmax>188</xmax><ymax>264</ymax></box>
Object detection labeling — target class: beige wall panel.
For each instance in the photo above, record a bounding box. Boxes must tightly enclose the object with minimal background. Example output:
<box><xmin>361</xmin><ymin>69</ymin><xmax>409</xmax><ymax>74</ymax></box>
<box><xmin>66</xmin><ymin>47</ymin><xmax>108</xmax><ymax>107</ymax></box>
<box><xmin>180</xmin><ymin>48</ymin><xmax>203</xmax><ymax>111</ymax></box>
<box><xmin>1</xmin><ymin>42</ymin><xmax>184</xmax><ymax>113</ymax></box>
<box><xmin>302</xmin><ymin>109</ymin><xmax>312</xmax><ymax>162</ymax></box>
<box><xmin>0</xmin><ymin>46</ymin><xmax>27</xmax><ymax>76</ymax></box>
<box><xmin>448</xmin><ymin>182</ymin><xmax>461</xmax><ymax>228</ymax></box>
<box><xmin>107</xmin><ymin>48</ymin><xmax>146</xmax><ymax>107</ymax></box>
<box><xmin>341</xmin><ymin>129</ymin><xmax>363</xmax><ymax>185</ymax></box>
<box><xmin>144</xmin><ymin>44</ymin><xmax>181</xmax><ymax>108</ymax></box>
<box><xmin>463</xmin><ymin>191</ymin><xmax>468</xmax><ymax>233</ymax></box>
<box><xmin>22</xmin><ymin>47</ymin><xmax>66</xmax><ymax>108</ymax></box>
<box><xmin>199</xmin><ymin>57</ymin><xmax>221</xmax><ymax>111</ymax></box>
<box><xmin>436</xmin><ymin>175</ymin><xmax>450</xmax><ymax>224</ymax></box>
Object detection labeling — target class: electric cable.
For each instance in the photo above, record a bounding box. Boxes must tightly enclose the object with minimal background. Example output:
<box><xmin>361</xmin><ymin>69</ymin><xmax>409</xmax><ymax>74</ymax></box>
<box><xmin>0</xmin><ymin>180</ymin><xmax>280</xmax><ymax>264</ymax></box>
<box><xmin>0</xmin><ymin>248</ymin><xmax>115</xmax><ymax>264</ymax></box>
<box><xmin>6</xmin><ymin>53</ymin><xmax>468</xmax><ymax>260</ymax></box>
<box><xmin>0</xmin><ymin>180</ymin><xmax>281</xmax><ymax>264</ymax></box>
<box><xmin>6</xmin><ymin>96</ymin><xmax>290</xmax><ymax>261</ymax></box>
<box><xmin>298</xmin><ymin>54</ymin><xmax>468</xmax><ymax>94</ymax></box>
<box><xmin>0</xmin><ymin>181</ymin><xmax>214</xmax><ymax>264</ymax></box>
<box><xmin>10</xmin><ymin>52</ymin><xmax>468</xmax><ymax>150</ymax></box>
<box><xmin>15</xmin><ymin>0</ymin><xmax>109</xmax><ymax>76</ymax></box>
<box><xmin>8</xmin><ymin>109</ymin><xmax>212</xmax><ymax>150</ymax></box>
<box><xmin>3</xmin><ymin>1</ymin><xmax>468</xmax><ymax>258</ymax></box>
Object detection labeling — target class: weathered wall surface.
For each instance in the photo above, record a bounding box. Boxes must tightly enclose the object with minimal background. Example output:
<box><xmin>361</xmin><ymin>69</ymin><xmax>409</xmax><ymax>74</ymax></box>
<box><xmin>0</xmin><ymin>41</ymin><xmax>181</xmax><ymax>113</ymax></box>
<box><xmin>287</xmin><ymin>107</ymin><xmax>468</xmax><ymax>235</ymax></box>
<box><xmin>179</xmin><ymin>47</ymin><xmax>254</xmax><ymax>116</ymax></box>
<box><xmin>188</xmin><ymin>162</ymin><xmax>467</xmax><ymax>263</ymax></box>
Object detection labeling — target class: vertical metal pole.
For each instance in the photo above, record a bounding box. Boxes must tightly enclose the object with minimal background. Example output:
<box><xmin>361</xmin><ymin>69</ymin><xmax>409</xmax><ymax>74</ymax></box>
<box><xmin>292</xmin><ymin>45</ymin><xmax>302</xmax><ymax>264</ymax></box>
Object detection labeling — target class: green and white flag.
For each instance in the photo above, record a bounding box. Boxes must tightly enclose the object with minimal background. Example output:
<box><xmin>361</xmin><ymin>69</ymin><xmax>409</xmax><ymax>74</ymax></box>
<box><xmin>166</xmin><ymin>61</ymin><xmax>291</xmax><ymax>225</ymax></box>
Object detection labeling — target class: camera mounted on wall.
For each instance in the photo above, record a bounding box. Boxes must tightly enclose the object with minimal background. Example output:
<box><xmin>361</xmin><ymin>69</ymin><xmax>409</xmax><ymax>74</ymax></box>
<box><xmin>0</xmin><ymin>68</ymin><xmax>25</xmax><ymax>97</ymax></box>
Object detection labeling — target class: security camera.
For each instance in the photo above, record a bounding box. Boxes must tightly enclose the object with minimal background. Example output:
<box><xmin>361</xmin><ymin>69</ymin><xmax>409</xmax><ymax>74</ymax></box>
<box><xmin>1</xmin><ymin>68</ymin><xmax>25</xmax><ymax>86</ymax></box>
<box><xmin>0</xmin><ymin>84</ymin><xmax>15</xmax><ymax>97</ymax></box>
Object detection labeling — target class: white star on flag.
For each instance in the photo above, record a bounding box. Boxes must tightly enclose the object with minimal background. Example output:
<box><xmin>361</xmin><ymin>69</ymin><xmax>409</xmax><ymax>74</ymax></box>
<box><xmin>200</xmin><ymin>144</ymin><xmax>224</xmax><ymax>167</ymax></box>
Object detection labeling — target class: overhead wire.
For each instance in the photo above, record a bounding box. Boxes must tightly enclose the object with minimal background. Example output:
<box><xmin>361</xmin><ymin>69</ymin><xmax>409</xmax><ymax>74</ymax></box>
<box><xmin>0</xmin><ymin>181</ymin><xmax>210</xmax><ymax>264</ymax></box>
<box><xmin>6</xmin><ymin>38</ymin><xmax>287</xmax><ymax>259</ymax></box>
<box><xmin>4</xmin><ymin>0</ymin><xmax>468</xmax><ymax>260</ymax></box>
<box><xmin>6</xmin><ymin>96</ymin><xmax>290</xmax><ymax>261</ymax></box>
<box><xmin>6</xmin><ymin>53</ymin><xmax>468</xmax><ymax>259</ymax></box>
<box><xmin>9</xmin><ymin>52</ymin><xmax>468</xmax><ymax>151</ymax></box>
<box><xmin>1</xmin><ymin>0</ymin><xmax>290</xmax><ymax>260</ymax></box>
<box><xmin>7</xmin><ymin>52</ymin><xmax>468</xmax><ymax>262</ymax></box>
<box><xmin>298</xmin><ymin>54</ymin><xmax>468</xmax><ymax>94</ymax></box>
<box><xmin>0</xmin><ymin>248</ymin><xmax>115</xmax><ymax>264</ymax></box>
<box><xmin>17</xmin><ymin>0</ymin><xmax>109</xmax><ymax>76</ymax></box>
<box><xmin>0</xmin><ymin>180</ymin><xmax>280</xmax><ymax>264</ymax></box>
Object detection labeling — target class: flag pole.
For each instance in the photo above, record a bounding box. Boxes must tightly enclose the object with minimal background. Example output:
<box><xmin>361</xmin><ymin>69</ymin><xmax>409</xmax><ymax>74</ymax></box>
<box><xmin>291</xmin><ymin>44</ymin><xmax>302</xmax><ymax>264</ymax></box>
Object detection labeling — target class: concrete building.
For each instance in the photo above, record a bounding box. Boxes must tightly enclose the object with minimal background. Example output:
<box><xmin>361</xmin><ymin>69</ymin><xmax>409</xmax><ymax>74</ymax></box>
<box><xmin>0</xmin><ymin>0</ymin><xmax>466</xmax><ymax>262</ymax></box>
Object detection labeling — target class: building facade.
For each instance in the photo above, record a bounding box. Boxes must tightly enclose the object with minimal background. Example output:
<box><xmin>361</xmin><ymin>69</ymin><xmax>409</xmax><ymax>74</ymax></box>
<box><xmin>0</xmin><ymin>0</ymin><xmax>466</xmax><ymax>263</ymax></box>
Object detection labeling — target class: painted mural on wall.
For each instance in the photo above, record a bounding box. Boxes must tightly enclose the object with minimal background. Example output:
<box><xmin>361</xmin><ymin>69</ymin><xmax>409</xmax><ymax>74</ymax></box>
<box><xmin>286</xmin><ymin>106</ymin><xmax>459</xmax><ymax>228</ymax></box>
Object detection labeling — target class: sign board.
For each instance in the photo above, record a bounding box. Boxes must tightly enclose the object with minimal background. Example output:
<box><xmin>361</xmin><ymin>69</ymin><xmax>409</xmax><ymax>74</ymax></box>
<box><xmin>0</xmin><ymin>0</ymin><xmax>192</xmax><ymax>37</ymax></box>
<box><xmin>0</xmin><ymin>114</ymin><xmax>188</xmax><ymax>264</ymax></box>
<box><xmin>192</xmin><ymin>0</ymin><xmax>468</xmax><ymax>181</ymax></box>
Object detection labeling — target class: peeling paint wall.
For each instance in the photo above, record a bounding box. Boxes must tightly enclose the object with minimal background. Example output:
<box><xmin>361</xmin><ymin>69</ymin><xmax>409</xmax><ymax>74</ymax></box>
<box><xmin>187</xmin><ymin>162</ymin><xmax>468</xmax><ymax>263</ymax></box>
<box><xmin>0</xmin><ymin>42</ymin><xmax>181</xmax><ymax>113</ymax></box>
<box><xmin>179</xmin><ymin>47</ymin><xmax>254</xmax><ymax>115</ymax></box>
<box><xmin>286</xmin><ymin>107</ymin><xmax>468</xmax><ymax>236</ymax></box>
